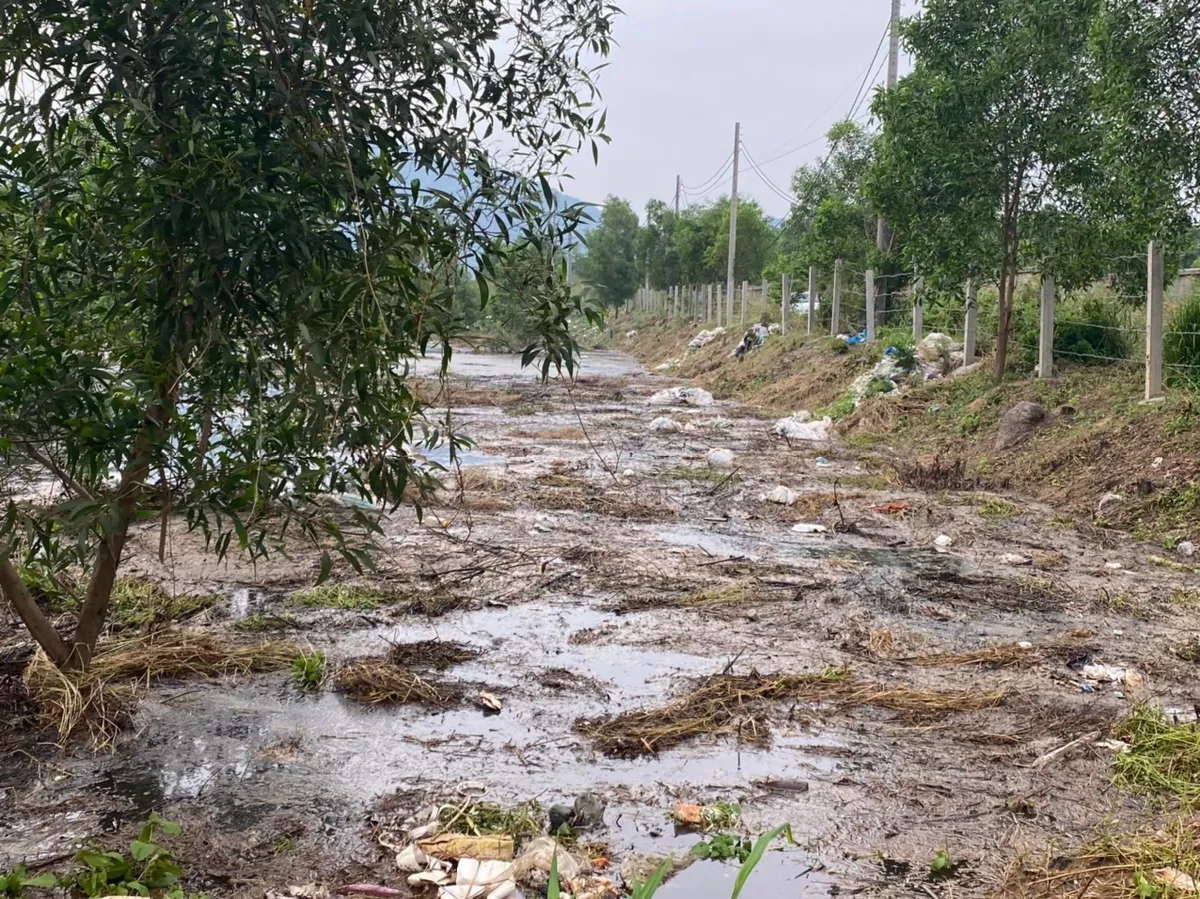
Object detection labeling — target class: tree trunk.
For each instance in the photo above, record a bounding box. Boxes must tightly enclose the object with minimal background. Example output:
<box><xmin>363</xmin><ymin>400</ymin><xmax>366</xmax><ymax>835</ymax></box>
<box><xmin>0</xmin><ymin>558</ymin><xmax>71</xmax><ymax>666</ymax></box>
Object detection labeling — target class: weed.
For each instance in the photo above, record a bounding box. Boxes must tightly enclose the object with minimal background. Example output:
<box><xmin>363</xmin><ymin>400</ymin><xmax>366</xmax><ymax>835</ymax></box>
<box><xmin>930</xmin><ymin>849</ymin><xmax>960</xmax><ymax>879</ymax></box>
<box><xmin>977</xmin><ymin>496</ymin><xmax>1020</xmax><ymax>519</ymax></box>
<box><xmin>271</xmin><ymin>836</ymin><xmax>297</xmax><ymax>855</ymax></box>
<box><xmin>817</xmin><ymin>391</ymin><xmax>858</xmax><ymax>421</ymax></box>
<box><xmin>957</xmin><ymin>414</ymin><xmax>981</xmax><ymax>436</ymax></box>
<box><xmin>291</xmin><ymin>650</ymin><xmax>326</xmax><ymax>689</ymax></box>
<box><xmin>0</xmin><ymin>868</ymin><xmax>57</xmax><ymax>897</ymax></box>
<box><xmin>67</xmin><ymin>814</ymin><xmax>184</xmax><ymax>898</ymax></box>
<box><xmin>691</xmin><ymin>833</ymin><xmax>753</xmax><ymax>863</ymax></box>
<box><xmin>290</xmin><ymin>585</ymin><xmax>394</xmax><ymax>609</ymax></box>
<box><xmin>1165</xmin><ymin>293</ymin><xmax>1200</xmax><ymax>387</ymax></box>
<box><xmin>1171</xmin><ymin>588</ymin><xmax>1200</xmax><ymax>608</ymax></box>
<box><xmin>438</xmin><ymin>800</ymin><xmax>545</xmax><ymax>842</ymax></box>
<box><xmin>1164</xmin><ymin>410</ymin><xmax>1197</xmax><ymax>438</ymax></box>
<box><xmin>1113</xmin><ymin>707</ymin><xmax>1200</xmax><ymax>802</ymax></box>
<box><xmin>1149</xmin><ymin>555</ymin><xmax>1199</xmax><ymax>574</ymax></box>
<box><xmin>1048</xmin><ymin>515</ymin><xmax>1077</xmax><ymax>530</ymax></box>
<box><xmin>828</xmin><ymin>338</ymin><xmax>849</xmax><ymax>355</ymax></box>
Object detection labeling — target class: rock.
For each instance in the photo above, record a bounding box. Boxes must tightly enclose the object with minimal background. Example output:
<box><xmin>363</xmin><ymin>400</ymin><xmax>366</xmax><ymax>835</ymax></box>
<box><xmin>951</xmin><ymin>362</ymin><xmax>982</xmax><ymax>379</ymax></box>
<box><xmin>571</xmin><ymin>793</ymin><xmax>606</xmax><ymax>830</ymax></box>
<box><xmin>418</xmin><ymin>834</ymin><xmax>514</xmax><ymax>862</ymax></box>
<box><xmin>1179</xmin><ymin>541</ymin><xmax>1197</xmax><ymax>558</ymax></box>
<box><xmin>705</xmin><ymin>448</ymin><xmax>736</xmax><ymax>470</ymax></box>
<box><xmin>995</xmin><ymin>401</ymin><xmax>1047</xmax><ymax>451</ymax></box>
<box><xmin>548</xmin><ymin>805</ymin><xmax>574</xmax><ymax>833</ymax></box>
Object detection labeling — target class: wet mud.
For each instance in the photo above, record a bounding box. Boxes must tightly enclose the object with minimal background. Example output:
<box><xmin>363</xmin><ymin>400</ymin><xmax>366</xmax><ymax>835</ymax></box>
<box><xmin>3</xmin><ymin>349</ymin><xmax>1199</xmax><ymax>898</ymax></box>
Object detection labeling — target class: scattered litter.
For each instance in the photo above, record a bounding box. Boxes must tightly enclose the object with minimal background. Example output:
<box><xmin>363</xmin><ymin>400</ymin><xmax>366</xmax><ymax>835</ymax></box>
<box><xmin>671</xmin><ymin>802</ymin><xmax>740</xmax><ymax>830</ymax></box>
<box><xmin>1081</xmin><ymin>663</ymin><xmax>1125</xmax><ymax>683</ymax></box>
<box><xmin>418</xmin><ymin>834</ymin><xmax>514</xmax><ymax>862</ymax></box>
<box><xmin>512</xmin><ymin>837</ymin><xmax>589</xmax><ymax>884</ymax></box>
<box><xmin>654</xmin><ymin>359</ymin><xmax>679</xmax><ymax>372</ymax></box>
<box><xmin>917</xmin><ymin>332</ymin><xmax>961</xmax><ymax>365</ymax></box>
<box><xmin>1097</xmin><ymin>491</ymin><xmax>1125</xmax><ymax>513</ymax></box>
<box><xmin>1096</xmin><ymin>739</ymin><xmax>1130</xmax><ymax>753</ymax></box>
<box><xmin>767</xmin><ymin>323</ymin><xmax>780</xmax><ymax>334</ymax></box>
<box><xmin>792</xmin><ymin>523</ymin><xmax>828</xmax><ymax>534</ymax></box>
<box><xmin>1153</xmin><ymin>869</ymin><xmax>1198</xmax><ymax>893</ymax></box>
<box><xmin>618</xmin><ymin>855</ymin><xmax>694</xmax><ymax>889</ymax></box>
<box><xmin>1105</xmin><ymin>561</ymin><xmax>1124</xmax><ymax>570</ymax></box>
<box><xmin>621</xmin><ymin>469</ymin><xmax>636</xmax><ymax>479</ymax></box>
<box><xmin>474</xmin><ymin>691</ymin><xmax>503</xmax><ymax>713</ymax></box>
<box><xmin>408</xmin><ymin>872</ymin><xmax>451</xmax><ymax>888</ymax></box>
<box><xmin>649</xmin><ymin>386</ymin><xmax>714</xmax><ymax>406</ymax></box>
<box><xmin>844</xmin><ymin>328</ymin><xmax>868</xmax><ymax>345</ymax></box>
<box><xmin>625</xmin><ymin>330</ymin><xmax>638</xmax><ymax>338</ymax></box>
<box><xmin>732</xmin><ymin>324</ymin><xmax>770</xmax><ymax>358</ymax></box>
<box><xmin>814</xmin><ymin>456</ymin><xmax>832</xmax><ymax>467</ymax></box>
<box><xmin>1153</xmin><ymin>457</ymin><xmax>1164</xmax><ymax>469</ymax></box>
<box><xmin>934</xmin><ymin>535</ymin><xmax>954</xmax><ymax>552</ymax></box>
<box><xmin>764</xmin><ymin>485</ymin><xmax>798</xmax><ymax>505</ymax></box>
<box><xmin>772</xmin><ymin>413</ymin><xmax>832</xmax><ymax>441</ymax></box>
<box><xmin>687</xmin><ymin>327</ymin><xmax>726</xmax><ymax>350</ymax></box>
<box><xmin>871</xmin><ymin>502</ymin><xmax>908</xmax><ymax>514</ymax></box>
<box><xmin>705</xmin><ymin>449</ymin><xmax>736</xmax><ymax>470</ymax></box>
<box><xmin>1179</xmin><ymin>541</ymin><xmax>1197</xmax><ymax>557</ymax></box>
<box><xmin>709</xmin><ymin>418</ymin><xmax>734</xmax><ymax>430</ymax></box>
<box><xmin>649</xmin><ymin>416</ymin><xmax>682</xmax><ymax>433</ymax></box>
<box><xmin>1000</xmin><ymin>553</ymin><xmax>1032</xmax><ymax>566</ymax></box>
<box><xmin>1017</xmin><ymin>641</ymin><xmax>1033</xmax><ymax>650</ymax></box>
<box><xmin>396</xmin><ymin>845</ymin><xmax>428</xmax><ymax>872</ymax></box>
<box><xmin>333</xmin><ymin>886</ymin><xmax>403</xmax><ymax>898</ymax></box>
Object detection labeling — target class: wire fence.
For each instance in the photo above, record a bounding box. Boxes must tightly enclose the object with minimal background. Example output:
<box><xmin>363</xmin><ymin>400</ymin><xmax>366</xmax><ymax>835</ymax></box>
<box><xmin>645</xmin><ymin>242</ymin><xmax>1200</xmax><ymax>396</ymax></box>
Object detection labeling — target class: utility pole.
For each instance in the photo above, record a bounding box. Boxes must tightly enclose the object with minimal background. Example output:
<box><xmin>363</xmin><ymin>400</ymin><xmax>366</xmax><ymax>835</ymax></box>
<box><xmin>875</xmin><ymin>0</ymin><xmax>900</xmax><ymax>257</ymax></box>
<box><xmin>674</xmin><ymin>175</ymin><xmax>682</xmax><ymax>218</ymax></box>
<box><xmin>725</xmin><ymin>122</ymin><xmax>741</xmax><ymax>311</ymax></box>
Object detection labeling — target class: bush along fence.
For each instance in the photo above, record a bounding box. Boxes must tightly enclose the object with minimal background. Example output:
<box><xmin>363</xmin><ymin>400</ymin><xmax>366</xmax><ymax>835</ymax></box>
<box><xmin>629</xmin><ymin>241</ymin><xmax>1200</xmax><ymax>400</ymax></box>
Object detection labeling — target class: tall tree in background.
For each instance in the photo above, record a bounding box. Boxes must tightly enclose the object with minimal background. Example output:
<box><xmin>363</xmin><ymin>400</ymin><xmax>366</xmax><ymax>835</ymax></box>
<box><xmin>0</xmin><ymin>0</ymin><xmax>616</xmax><ymax>669</ymax></box>
<box><xmin>639</xmin><ymin>199</ymin><xmax>680</xmax><ymax>289</ymax></box>
<box><xmin>578</xmin><ymin>196</ymin><xmax>641</xmax><ymax>308</ymax></box>
<box><xmin>777</xmin><ymin>120</ymin><xmax>877</xmax><ymax>277</ymax></box>
<box><xmin>866</xmin><ymin>0</ymin><xmax>1106</xmax><ymax>383</ymax></box>
<box><xmin>704</xmin><ymin>198</ymin><xmax>776</xmax><ymax>285</ymax></box>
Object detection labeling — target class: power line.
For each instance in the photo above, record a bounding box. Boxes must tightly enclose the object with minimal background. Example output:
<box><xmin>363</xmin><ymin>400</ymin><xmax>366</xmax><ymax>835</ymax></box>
<box><xmin>681</xmin><ymin>152</ymin><xmax>734</xmax><ymax>193</ymax></box>
<box><xmin>739</xmin><ymin>141</ymin><xmax>799</xmax><ymax>206</ymax></box>
<box><xmin>758</xmin><ymin>18</ymin><xmax>890</xmax><ymax>163</ymax></box>
<box><xmin>850</xmin><ymin>52</ymin><xmax>889</xmax><ymax>122</ymax></box>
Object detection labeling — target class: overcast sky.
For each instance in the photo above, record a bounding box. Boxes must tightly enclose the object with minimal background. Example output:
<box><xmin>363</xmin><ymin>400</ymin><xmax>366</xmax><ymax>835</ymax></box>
<box><xmin>560</xmin><ymin>0</ymin><xmax>914</xmax><ymax>221</ymax></box>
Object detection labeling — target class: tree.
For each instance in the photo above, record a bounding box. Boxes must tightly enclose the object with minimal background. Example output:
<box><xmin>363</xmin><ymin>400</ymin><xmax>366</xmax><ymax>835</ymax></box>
<box><xmin>775</xmin><ymin>120</ymin><xmax>878</xmax><ymax>282</ymax></box>
<box><xmin>672</xmin><ymin>201</ymin><xmax>726</xmax><ymax>285</ymax></box>
<box><xmin>704</xmin><ymin>198</ymin><xmax>776</xmax><ymax>286</ymax></box>
<box><xmin>578</xmin><ymin>196</ymin><xmax>641</xmax><ymax>308</ymax></box>
<box><xmin>866</xmin><ymin>0</ymin><xmax>1109</xmax><ymax>383</ymax></box>
<box><xmin>639</xmin><ymin>199</ymin><xmax>680</xmax><ymax>289</ymax></box>
<box><xmin>0</xmin><ymin>0</ymin><xmax>617</xmax><ymax>669</ymax></box>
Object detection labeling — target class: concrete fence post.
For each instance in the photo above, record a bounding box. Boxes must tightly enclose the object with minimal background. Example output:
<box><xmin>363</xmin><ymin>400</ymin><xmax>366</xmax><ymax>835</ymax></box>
<box><xmin>1039</xmin><ymin>274</ymin><xmax>1055</xmax><ymax>379</ymax></box>
<box><xmin>1146</xmin><ymin>240</ymin><xmax>1166</xmax><ymax>401</ymax></box>
<box><xmin>761</xmin><ymin>279</ymin><xmax>768</xmax><ymax>322</ymax></box>
<box><xmin>716</xmin><ymin>283</ymin><xmax>723</xmax><ymax>327</ymax></box>
<box><xmin>831</xmin><ymin>260</ymin><xmax>842</xmax><ymax>336</ymax></box>
<box><xmin>865</xmin><ymin>269</ymin><xmax>876</xmax><ymax>342</ymax></box>
<box><xmin>741</xmin><ymin>280</ymin><xmax>748</xmax><ymax>327</ymax></box>
<box><xmin>706</xmin><ymin>284</ymin><xmax>713</xmax><ymax>322</ymax></box>
<box><xmin>807</xmin><ymin>266</ymin><xmax>817</xmax><ymax>335</ymax></box>
<box><xmin>911</xmin><ymin>276</ymin><xmax>924</xmax><ymax>342</ymax></box>
<box><xmin>726</xmin><ymin>279</ymin><xmax>734</xmax><ymax>325</ymax></box>
<box><xmin>781</xmin><ymin>274</ymin><xmax>789</xmax><ymax>335</ymax></box>
<box><xmin>964</xmin><ymin>281</ymin><xmax>978</xmax><ymax>365</ymax></box>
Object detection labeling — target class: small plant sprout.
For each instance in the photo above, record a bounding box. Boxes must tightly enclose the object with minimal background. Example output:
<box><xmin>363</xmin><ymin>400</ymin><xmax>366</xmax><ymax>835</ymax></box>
<box><xmin>292</xmin><ymin>649</ymin><xmax>326</xmax><ymax>690</ymax></box>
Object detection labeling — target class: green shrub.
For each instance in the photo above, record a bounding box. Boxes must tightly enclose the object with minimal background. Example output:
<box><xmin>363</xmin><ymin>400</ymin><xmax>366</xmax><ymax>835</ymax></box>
<box><xmin>1017</xmin><ymin>295</ymin><xmax>1133</xmax><ymax>371</ymax></box>
<box><xmin>1165</xmin><ymin>292</ymin><xmax>1200</xmax><ymax>387</ymax></box>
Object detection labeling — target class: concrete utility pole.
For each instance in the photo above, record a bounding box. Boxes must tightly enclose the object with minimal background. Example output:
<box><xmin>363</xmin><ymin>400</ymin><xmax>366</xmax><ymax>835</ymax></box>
<box><xmin>1146</xmin><ymin>241</ymin><xmax>1166</xmax><ymax>402</ymax></box>
<box><xmin>674</xmin><ymin>175</ymin><xmax>682</xmax><ymax>218</ymax></box>
<box><xmin>875</xmin><ymin>0</ymin><xmax>901</xmax><ymax>257</ymax></box>
<box><xmin>725</xmin><ymin>122</ymin><xmax>741</xmax><ymax>311</ymax></box>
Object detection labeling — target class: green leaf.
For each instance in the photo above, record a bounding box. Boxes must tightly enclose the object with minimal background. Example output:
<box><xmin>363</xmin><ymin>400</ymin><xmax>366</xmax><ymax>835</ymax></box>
<box><xmin>128</xmin><ymin>841</ymin><xmax>157</xmax><ymax>862</ymax></box>
<box><xmin>547</xmin><ymin>852</ymin><xmax>560</xmax><ymax>899</ymax></box>
<box><xmin>731</xmin><ymin>826</ymin><xmax>788</xmax><ymax>899</ymax></box>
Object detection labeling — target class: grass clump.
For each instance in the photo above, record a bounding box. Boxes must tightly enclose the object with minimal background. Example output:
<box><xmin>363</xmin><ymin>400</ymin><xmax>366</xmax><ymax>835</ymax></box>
<box><xmin>290</xmin><ymin>584</ymin><xmax>396</xmax><ymax>610</ymax></box>
<box><xmin>1165</xmin><ymin>293</ymin><xmax>1200</xmax><ymax>387</ymax></box>
<box><xmin>977</xmin><ymin>496</ymin><xmax>1021</xmax><ymax>520</ymax></box>
<box><xmin>1113</xmin><ymin>707</ymin><xmax>1200</xmax><ymax>802</ymax></box>
<box><xmin>816</xmin><ymin>391</ymin><xmax>857</xmax><ymax>422</ymax></box>
<box><xmin>438</xmin><ymin>800</ymin><xmax>545</xmax><ymax>841</ymax></box>
<box><xmin>292</xmin><ymin>650</ymin><xmax>326</xmax><ymax>689</ymax></box>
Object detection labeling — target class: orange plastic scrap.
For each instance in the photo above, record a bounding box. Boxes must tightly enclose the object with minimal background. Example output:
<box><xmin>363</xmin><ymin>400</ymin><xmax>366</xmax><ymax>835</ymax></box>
<box><xmin>672</xmin><ymin>802</ymin><xmax>704</xmax><ymax>826</ymax></box>
<box><xmin>871</xmin><ymin>502</ymin><xmax>909</xmax><ymax>514</ymax></box>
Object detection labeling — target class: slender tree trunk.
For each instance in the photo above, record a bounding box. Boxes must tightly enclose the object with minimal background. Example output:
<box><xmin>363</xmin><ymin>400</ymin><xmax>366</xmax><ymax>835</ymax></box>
<box><xmin>0</xmin><ymin>558</ymin><xmax>70</xmax><ymax>666</ymax></box>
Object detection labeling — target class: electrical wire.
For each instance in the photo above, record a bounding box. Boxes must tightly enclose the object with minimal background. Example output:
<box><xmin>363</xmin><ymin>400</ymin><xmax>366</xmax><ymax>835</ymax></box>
<box><xmin>681</xmin><ymin>151</ymin><xmax>735</xmax><ymax>193</ymax></box>
<box><xmin>739</xmin><ymin>141</ymin><xmax>799</xmax><ymax>206</ymax></box>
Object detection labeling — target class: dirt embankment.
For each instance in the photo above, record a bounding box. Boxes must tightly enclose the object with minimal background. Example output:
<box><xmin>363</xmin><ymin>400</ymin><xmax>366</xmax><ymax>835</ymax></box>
<box><xmin>612</xmin><ymin>316</ymin><xmax>1200</xmax><ymax>546</ymax></box>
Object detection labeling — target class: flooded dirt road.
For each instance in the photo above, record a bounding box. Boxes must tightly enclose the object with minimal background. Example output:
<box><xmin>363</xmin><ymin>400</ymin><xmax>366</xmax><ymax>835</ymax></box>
<box><xmin>4</xmin><ymin>350</ymin><xmax>1199</xmax><ymax>898</ymax></box>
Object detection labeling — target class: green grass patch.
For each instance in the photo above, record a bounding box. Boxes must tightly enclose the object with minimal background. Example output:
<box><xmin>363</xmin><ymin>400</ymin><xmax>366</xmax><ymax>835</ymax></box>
<box><xmin>660</xmin><ymin>466</ymin><xmax>732</xmax><ymax>484</ymax></box>
<box><xmin>291</xmin><ymin>649</ymin><xmax>326</xmax><ymax>689</ymax></box>
<box><xmin>290</xmin><ymin>585</ymin><xmax>396</xmax><ymax>609</ymax></box>
<box><xmin>438</xmin><ymin>800</ymin><xmax>545</xmax><ymax>842</ymax></box>
<box><xmin>816</xmin><ymin>391</ymin><xmax>857</xmax><ymax>421</ymax></box>
<box><xmin>1113</xmin><ymin>707</ymin><xmax>1200</xmax><ymax>802</ymax></box>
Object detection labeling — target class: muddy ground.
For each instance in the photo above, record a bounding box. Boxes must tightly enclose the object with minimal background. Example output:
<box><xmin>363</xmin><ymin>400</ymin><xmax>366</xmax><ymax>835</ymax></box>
<box><xmin>3</xmin><ymin>350</ymin><xmax>1199</xmax><ymax>898</ymax></box>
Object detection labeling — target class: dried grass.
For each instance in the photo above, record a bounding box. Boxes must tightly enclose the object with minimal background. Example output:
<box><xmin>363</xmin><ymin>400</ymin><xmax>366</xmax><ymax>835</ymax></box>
<box><xmin>530</xmin><ymin>488</ymin><xmax>672</xmax><ymax>521</ymax></box>
<box><xmin>895</xmin><ymin>455</ymin><xmax>981</xmax><ymax>491</ymax></box>
<box><xmin>334</xmin><ymin>660</ymin><xmax>452</xmax><ymax>705</ymax></box>
<box><xmin>21</xmin><ymin>654</ymin><xmax>134</xmax><ymax>747</ymax></box>
<box><xmin>507</xmin><ymin>426</ymin><xmax>586</xmax><ymax>440</ymax></box>
<box><xmin>909</xmin><ymin>643</ymin><xmax>1036</xmax><ymax>668</ymax></box>
<box><xmin>386</xmin><ymin>639</ymin><xmax>482</xmax><ymax>670</ymax></box>
<box><xmin>575</xmin><ymin>669</ymin><xmax>1006</xmax><ymax>757</ymax></box>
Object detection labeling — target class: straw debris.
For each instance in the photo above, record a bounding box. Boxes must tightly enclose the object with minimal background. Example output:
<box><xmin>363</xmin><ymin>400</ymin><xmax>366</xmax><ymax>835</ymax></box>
<box><xmin>909</xmin><ymin>643</ymin><xmax>1036</xmax><ymax>668</ymax></box>
<box><xmin>334</xmin><ymin>659</ymin><xmax>454</xmax><ymax>705</ymax></box>
<box><xmin>387</xmin><ymin>639</ymin><xmax>482</xmax><ymax>670</ymax></box>
<box><xmin>575</xmin><ymin>669</ymin><xmax>1006</xmax><ymax>757</ymax></box>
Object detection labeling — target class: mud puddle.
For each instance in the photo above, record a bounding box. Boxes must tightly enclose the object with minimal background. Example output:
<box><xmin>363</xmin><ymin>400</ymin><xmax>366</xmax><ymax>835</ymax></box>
<box><xmin>7</xmin><ymin>349</ymin><xmax>1200</xmax><ymax>897</ymax></box>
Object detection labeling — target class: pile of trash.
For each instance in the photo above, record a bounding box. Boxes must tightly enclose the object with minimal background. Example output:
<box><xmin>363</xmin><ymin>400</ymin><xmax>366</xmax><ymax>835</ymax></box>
<box><xmin>730</xmin><ymin>324</ymin><xmax>770</xmax><ymax>359</ymax></box>
<box><xmin>648</xmin><ymin>386</ymin><xmax>714</xmax><ymax>406</ymax></box>
<box><xmin>654</xmin><ymin>359</ymin><xmax>680</xmax><ymax>372</ymax></box>
<box><xmin>383</xmin><ymin>793</ymin><xmax>617</xmax><ymax>899</ymax></box>
<box><xmin>687</xmin><ymin>327</ymin><xmax>725</xmax><ymax>351</ymax></box>
<box><xmin>771</xmin><ymin>411</ymin><xmax>832</xmax><ymax>441</ymax></box>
